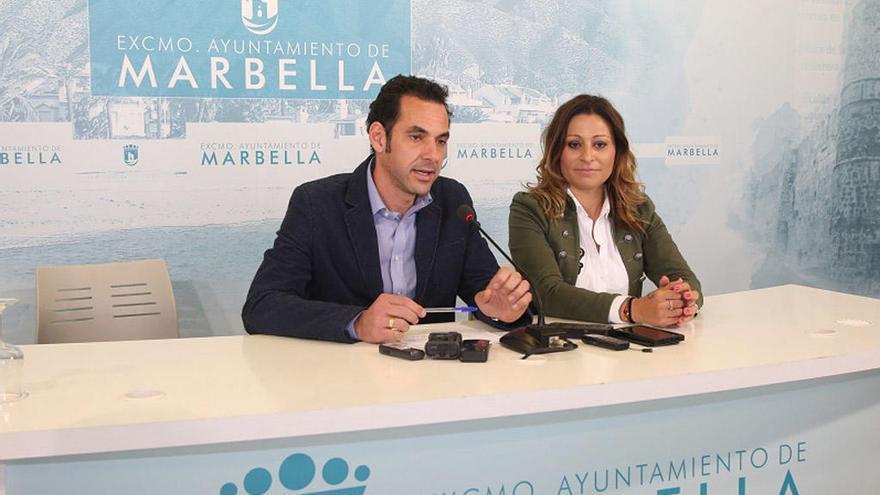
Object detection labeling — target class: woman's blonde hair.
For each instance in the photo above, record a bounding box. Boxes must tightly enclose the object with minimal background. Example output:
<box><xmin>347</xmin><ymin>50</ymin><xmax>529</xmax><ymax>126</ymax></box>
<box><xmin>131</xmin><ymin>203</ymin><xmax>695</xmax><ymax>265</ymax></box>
<box><xmin>529</xmin><ymin>94</ymin><xmax>646</xmax><ymax>232</ymax></box>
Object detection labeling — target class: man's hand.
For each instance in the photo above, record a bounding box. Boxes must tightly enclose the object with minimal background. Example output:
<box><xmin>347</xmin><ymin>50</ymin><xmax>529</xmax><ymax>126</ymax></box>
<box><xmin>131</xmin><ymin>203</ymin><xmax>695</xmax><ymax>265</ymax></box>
<box><xmin>474</xmin><ymin>266</ymin><xmax>532</xmax><ymax>323</ymax></box>
<box><xmin>354</xmin><ymin>294</ymin><xmax>426</xmax><ymax>343</ymax></box>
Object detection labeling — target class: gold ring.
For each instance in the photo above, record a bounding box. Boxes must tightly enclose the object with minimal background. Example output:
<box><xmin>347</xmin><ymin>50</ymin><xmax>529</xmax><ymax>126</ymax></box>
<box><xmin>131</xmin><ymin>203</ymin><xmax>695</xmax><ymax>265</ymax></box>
<box><xmin>388</xmin><ymin>318</ymin><xmax>395</xmax><ymax>329</ymax></box>
<box><xmin>667</xmin><ymin>300</ymin><xmax>674</xmax><ymax>311</ymax></box>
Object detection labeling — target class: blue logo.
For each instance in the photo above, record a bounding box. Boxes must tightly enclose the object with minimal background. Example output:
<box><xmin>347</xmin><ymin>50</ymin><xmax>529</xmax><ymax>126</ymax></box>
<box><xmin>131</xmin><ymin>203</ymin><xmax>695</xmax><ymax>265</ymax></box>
<box><xmin>241</xmin><ymin>0</ymin><xmax>278</xmax><ymax>35</ymax></box>
<box><xmin>219</xmin><ymin>453</ymin><xmax>371</xmax><ymax>495</ymax></box>
<box><xmin>123</xmin><ymin>144</ymin><xmax>139</xmax><ymax>166</ymax></box>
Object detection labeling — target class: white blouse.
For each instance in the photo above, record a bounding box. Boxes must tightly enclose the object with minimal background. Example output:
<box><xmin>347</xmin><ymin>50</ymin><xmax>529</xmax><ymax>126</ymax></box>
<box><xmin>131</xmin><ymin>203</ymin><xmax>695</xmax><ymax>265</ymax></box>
<box><xmin>568</xmin><ymin>189</ymin><xmax>630</xmax><ymax>323</ymax></box>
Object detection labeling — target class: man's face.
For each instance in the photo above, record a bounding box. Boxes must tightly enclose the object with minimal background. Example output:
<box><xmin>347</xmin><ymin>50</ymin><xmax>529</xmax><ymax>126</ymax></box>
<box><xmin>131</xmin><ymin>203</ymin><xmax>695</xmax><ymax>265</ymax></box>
<box><xmin>370</xmin><ymin>95</ymin><xmax>449</xmax><ymax>206</ymax></box>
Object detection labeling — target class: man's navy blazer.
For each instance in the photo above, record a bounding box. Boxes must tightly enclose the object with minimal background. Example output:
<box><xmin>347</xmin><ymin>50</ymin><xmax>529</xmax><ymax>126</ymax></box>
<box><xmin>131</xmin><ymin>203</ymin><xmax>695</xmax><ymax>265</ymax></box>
<box><xmin>242</xmin><ymin>156</ymin><xmax>530</xmax><ymax>343</ymax></box>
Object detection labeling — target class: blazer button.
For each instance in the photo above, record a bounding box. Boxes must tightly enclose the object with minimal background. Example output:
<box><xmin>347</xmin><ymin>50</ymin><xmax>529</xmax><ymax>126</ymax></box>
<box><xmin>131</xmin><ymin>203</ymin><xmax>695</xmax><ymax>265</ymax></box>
<box><xmin>558</xmin><ymin>250</ymin><xmax>568</xmax><ymax>259</ymax></box>
<box><xmin>562</xmin><ymin>229</ymin><xmax>570</xmax><ymax>238</ymax></box>
<box><xmin>624</xmin><ymin>234</ymin><xmax>633</xmax><ymax>242</ymax></box>
<box><xmin>634</xmin><ymin>252</ymin><xmax>643</xmax><ymax>260</ymax></box>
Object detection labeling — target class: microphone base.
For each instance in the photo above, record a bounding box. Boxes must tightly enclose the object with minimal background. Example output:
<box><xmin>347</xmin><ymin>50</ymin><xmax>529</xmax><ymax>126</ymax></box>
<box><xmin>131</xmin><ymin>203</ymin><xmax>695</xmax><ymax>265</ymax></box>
<box><xmin>499</xmin><ymin>324</ymin><xmax>578</xmax><ymax>358</ymax></box>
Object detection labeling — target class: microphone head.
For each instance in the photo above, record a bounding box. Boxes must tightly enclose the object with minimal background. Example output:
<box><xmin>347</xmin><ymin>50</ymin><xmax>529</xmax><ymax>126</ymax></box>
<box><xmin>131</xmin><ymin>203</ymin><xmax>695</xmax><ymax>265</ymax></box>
<box><xmin>456</xmin><ymin>204</ymin><xmax>477</xmax><ymax>224</ymax></box>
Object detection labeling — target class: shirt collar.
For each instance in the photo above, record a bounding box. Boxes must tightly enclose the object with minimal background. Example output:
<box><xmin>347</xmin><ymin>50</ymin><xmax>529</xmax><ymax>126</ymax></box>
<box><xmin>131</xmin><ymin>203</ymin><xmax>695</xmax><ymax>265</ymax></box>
<box><xmin>366</xmin><ymin>157</ymin><xmax>433</xmax><ymax>217</ymax></box>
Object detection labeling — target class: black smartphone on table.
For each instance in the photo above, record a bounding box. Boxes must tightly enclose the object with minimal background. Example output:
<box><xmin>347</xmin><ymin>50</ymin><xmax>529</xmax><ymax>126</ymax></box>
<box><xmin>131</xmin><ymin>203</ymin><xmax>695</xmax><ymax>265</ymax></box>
<box><xmin>379</xmin><ymin>342</ymin><xmax>425</xmax><ymax>360</ymax></box>
<box><xmin>581</xmin><ymin>333</ymin><xmax>630</xmax><ymax>351</ymax></box>
<box><xmin>608</xmin><ymin>325</ymin><xmax>684</xmax><ymax>347</ymax></box>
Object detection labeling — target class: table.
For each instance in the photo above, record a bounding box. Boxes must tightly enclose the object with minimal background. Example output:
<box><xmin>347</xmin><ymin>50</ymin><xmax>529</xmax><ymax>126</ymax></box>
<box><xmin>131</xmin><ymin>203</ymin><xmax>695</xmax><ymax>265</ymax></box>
<box><xmin>1</xmin><ymin>285</ymin><xmax>878</xmax><ymax>494</ymax></box>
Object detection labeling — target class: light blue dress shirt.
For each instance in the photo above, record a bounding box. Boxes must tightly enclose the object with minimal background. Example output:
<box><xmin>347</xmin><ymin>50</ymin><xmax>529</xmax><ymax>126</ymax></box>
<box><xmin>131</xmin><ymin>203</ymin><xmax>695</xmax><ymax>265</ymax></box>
<box><xmin>345</xmin><ymin>159</ymin><xmax>433</xmax><ymax>339</ymax></box>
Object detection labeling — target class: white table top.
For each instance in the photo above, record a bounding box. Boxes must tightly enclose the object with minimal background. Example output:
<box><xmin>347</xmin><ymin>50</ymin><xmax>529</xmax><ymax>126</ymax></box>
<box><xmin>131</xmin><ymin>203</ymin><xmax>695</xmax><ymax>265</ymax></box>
<box><xmin>1</xmin><ymin>285</ymin><xmax>878</xmax><ymax>461</ymax></box>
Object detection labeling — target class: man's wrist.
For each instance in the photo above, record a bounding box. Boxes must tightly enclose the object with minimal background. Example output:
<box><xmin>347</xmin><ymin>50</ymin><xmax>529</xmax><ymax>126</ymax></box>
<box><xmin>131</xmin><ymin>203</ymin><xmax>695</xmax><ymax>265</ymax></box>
<box><xmin>346</xmin><ymin>311</ymin><xmax>364</xmax><ymax>341</ymax></box>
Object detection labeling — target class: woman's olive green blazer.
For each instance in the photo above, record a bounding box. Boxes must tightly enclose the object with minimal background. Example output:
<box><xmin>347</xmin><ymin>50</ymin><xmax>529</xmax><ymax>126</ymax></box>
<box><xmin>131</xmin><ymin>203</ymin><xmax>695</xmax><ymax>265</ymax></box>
<box><xmin>509</xmin><ymin>191</ymin><xmax>702</xmax><ymax>323</ymax></box>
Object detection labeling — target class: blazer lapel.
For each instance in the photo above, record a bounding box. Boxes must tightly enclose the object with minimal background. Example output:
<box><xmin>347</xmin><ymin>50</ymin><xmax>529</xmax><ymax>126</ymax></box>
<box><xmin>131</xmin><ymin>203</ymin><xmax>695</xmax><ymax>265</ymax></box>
<box><xmin>414</xmin><ymin>199</ymin><xmax>441</xmax><ymax>302</ymax></box>
<box><xmin>344</xmin><ymin>158</ymin><xmax>384</xmax><ymax>297</ymax></box>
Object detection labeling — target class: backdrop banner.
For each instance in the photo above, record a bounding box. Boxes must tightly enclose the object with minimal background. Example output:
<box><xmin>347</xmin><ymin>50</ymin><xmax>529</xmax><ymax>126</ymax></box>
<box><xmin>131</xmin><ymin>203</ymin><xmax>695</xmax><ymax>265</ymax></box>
<box><xmin>1</xmin><ymin>0</ymin><xmax>878</xmax><ymax>342</ymax></box>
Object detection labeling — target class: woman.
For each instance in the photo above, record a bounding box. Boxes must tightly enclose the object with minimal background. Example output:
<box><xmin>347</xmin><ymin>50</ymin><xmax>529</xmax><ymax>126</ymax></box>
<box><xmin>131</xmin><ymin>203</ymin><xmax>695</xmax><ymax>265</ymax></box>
<box><xmin>509</xmin><ymin>95</ymin><xmax>702</xmax><ymax>327</ymax></box>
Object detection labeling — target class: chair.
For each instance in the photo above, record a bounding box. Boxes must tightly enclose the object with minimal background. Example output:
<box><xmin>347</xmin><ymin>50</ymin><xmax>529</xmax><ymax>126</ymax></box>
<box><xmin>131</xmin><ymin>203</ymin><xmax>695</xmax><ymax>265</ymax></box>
<box><xmin>36</xmin><ymin>259</ymin><xmax>179</xmax><ymax>344</ymax></box>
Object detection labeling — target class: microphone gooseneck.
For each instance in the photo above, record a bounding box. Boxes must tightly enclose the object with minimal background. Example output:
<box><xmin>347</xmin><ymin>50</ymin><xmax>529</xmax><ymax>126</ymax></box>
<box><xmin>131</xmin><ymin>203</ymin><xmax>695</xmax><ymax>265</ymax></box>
<box><xmin>456</xmin><ymin>204</ymin><xmax>546</xmax><ymax>326</ymax></box>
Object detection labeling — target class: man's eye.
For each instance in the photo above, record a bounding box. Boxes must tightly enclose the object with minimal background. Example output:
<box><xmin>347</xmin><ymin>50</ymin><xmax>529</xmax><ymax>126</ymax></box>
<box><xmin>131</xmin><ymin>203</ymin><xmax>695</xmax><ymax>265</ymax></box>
<box><xmin>410</xmin><ymin>134</ymin><xmax>422</xmax><ymax>142</ymax></box>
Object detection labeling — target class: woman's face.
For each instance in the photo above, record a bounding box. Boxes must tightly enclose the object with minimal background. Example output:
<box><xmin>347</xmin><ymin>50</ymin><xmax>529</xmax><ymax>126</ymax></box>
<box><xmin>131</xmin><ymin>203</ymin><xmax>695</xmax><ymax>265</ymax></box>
<box><xmin>559</xmin><ymin>113</ymin><xmax>616</xmax><ymax>195</ymax></box>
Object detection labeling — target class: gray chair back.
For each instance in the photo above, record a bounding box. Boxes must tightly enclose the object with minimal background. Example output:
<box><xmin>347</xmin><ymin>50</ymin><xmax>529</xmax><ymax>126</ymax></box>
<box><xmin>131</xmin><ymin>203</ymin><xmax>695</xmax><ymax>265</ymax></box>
<box><xmin>36</xmin><ymin>259</ymin><xmax>178</xmax><ymax>344</ymax></box>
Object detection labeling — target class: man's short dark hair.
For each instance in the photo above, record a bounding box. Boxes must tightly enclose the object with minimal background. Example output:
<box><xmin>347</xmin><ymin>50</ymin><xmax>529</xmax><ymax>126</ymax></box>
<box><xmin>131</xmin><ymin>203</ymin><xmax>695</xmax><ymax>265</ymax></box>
<box><xmin>366</xmin><ymin>75</ymin><xmax>452</xmax><ymax>149</ymax></box>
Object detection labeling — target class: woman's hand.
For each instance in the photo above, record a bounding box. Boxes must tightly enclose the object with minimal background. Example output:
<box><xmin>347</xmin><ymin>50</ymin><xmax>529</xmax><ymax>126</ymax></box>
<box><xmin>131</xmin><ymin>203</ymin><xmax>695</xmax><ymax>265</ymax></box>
<box><xmin>631</xmin><ymin>276</ymin><xmax>700</xmax><ymax>327</ymax></box>
<box><xmin>662</xmin><ymin>276</ymin><xmax>700</xmax><ymax>325</ymax></box>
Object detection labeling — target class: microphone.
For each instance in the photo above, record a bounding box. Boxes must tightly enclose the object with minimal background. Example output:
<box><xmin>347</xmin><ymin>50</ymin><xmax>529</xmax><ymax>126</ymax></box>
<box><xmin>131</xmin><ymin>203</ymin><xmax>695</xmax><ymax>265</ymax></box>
<box><xmin>457</xmin><ymin>204</ymin><xmax>579</xmax><ymax>357</ymax></box>
<box><xmin>456</xmin><ymin>204</ymin><xmax>547</xmax><ymax>326</ymax></box>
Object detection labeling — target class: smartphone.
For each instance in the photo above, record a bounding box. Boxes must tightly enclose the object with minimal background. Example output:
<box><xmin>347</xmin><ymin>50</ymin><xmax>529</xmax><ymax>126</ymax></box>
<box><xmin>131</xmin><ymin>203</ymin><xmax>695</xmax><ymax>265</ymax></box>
<box><xmin>546</xmin><ymin>322</ymin><xmax>614</xmax><ymax>339</ymax></box>
<box><xmin>379</xmin><ymin>342</ymin><xmax>425</xmax><ymax>360</ymax></box>
<box><xmin>608</xmin><ymin>325</ymin><xmax>684</xmax><ymax>347</ymax></box>
<box><xmin>581</xmin><ymin>333</ymin><xmax>630</xmax><ymax>351</ymax></box>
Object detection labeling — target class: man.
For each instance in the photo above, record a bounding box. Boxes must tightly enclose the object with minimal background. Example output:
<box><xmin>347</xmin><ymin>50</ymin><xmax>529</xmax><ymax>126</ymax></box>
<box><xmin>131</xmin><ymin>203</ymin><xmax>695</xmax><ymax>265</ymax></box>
<box><xmin>242</xmin><ymin>75</ymin><xmax>532</xmax><ymax>343</ymax></box>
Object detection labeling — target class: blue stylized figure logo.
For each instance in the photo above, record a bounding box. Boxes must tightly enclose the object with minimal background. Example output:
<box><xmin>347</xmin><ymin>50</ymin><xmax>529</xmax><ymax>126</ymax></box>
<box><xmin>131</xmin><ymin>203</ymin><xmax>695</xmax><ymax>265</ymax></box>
<box><xmin>123</xmin><ymin>144</ymin><xmax>139</xmax><ymax>166</ymax></box>
<box><xmin>241</xmin><ymin>0</ymin><xmax>279</xmax><ymax>35</ymax></box>
<box><xmin>220</xmin><ymin>453</ymin><xmax>371</xmax><ymax>495</ymax></box>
